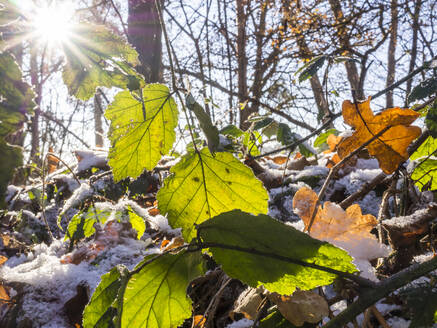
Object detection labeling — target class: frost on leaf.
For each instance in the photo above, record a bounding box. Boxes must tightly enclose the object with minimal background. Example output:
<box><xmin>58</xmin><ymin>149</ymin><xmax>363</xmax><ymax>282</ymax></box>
<box><xmin>337</xmin><ymin>97</ymin><xmax>421</xmax><ymax>174</ymax></box>
<box><xmin>106</xmin><ymin>84</ymin><xmax>178</xmax><ymax>181</ymax></box>
<box><xmin>293</xmin><ymin>187</ymin><xmax>390</xmax><ymax>265</ymax></box>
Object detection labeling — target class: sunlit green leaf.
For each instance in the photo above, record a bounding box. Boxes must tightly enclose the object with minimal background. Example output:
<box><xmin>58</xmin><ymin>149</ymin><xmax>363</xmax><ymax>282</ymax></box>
<box><xmin>64</xmin><ymin>207</ymin><xmax>110</xmax><ymax>242</ymax></box>
<box><xmin>106</xmin><ymin>84</ymin><xmax>178</xmax><ymax>181</ymax></box>
<box><xmin>412</xmin><ymin>159</ymin><xmax>437</xmax><ymax>191</ymax></box>
<box><xmin>83</xmin><ymin>265</ymin><xmax>129</xmax><ymax>328</ymax></box>
<box><xmin>259</xmin><ymin>310</ymin><xmax>297</xmax><ymax>328</ymax></box>
<box><xmin>121</xmin><ymin>251</ymin><xmax>205</xmax><ymax>328</ymax></box>
<box><xmin>410</xmin><ymin>136</ymin><xmax>437</xmax><ymax>160</ymax></box>
<box><xmin>197</xmin><ymin>210</ymin><xmax>357</xmax><ymax>295</ymax></box>
<box><xmin>127</xmin><ymin>205</ymin><xmax>145</xmax><ymax>239</ymax></box>
<box><xmin>62</xmin><ymin>23</ymin><xmax>141</xmax><ymax>100</ymax></box>
<box><xmin>314</xmin><ymin>129</ymin><xmax>338</xmax><ymax>149</ymax></box>
<box><xmin>157</xmin><ymin>148</ymin><xmax>268</xmax><ymax>241</ymax></box>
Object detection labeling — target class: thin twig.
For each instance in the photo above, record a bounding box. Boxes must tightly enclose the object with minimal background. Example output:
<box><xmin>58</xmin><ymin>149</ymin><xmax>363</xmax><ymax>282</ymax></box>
<box><xmin>307</xmin><ymin>125</ymin><xmax>392</xmax><ymax>233</ymax></box>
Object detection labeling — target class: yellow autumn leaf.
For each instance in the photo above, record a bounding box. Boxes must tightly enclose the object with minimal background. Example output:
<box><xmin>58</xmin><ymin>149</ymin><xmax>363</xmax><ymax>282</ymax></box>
<box><xmin>292</xmin><ymin>187</ymin><xmax>390</xmax><ymax>261</ymax></box>
<box><xmin>337</xmin><ymin>97</ymin><xmax>421</xmax><ymax>174</ymax></box>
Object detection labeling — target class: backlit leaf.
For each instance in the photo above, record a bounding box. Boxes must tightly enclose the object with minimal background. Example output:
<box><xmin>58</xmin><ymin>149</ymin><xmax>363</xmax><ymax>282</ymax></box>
<box><xmin>127</xmin><ymin>206</ymin><xmax>145</xmax><ymax>239</ymax></box>
<box><xmin>157</xmin><ymin>148</ymin><xmax>269</xmax><ymax>241</ymax></box>
<box><xmin>62</xmin><ymin>23</ymin><xmax>141</xmax><ymax>100</ymax></box>
<box><xmin>337</xmin><ymin>97</ymin><xmax>421</xmax><ymax>174</ymax></box>
<box><xmin>106</xmin><ymin>84</ymin><xmax>178</xmax><ymax>181</ymax></box>
<box><xmin>313</xmin><ymin>129</ymin><xmax>338</xmax><ymax>149</ymax></box>
<box><xmin>410</xmin><ymin>136</ymin><xmax>437</xmax><ymax>160</ymax></box>
<box><xmin>65</xmin><ymin>207</ymin><xmax>110</xmax><ymax>242</ymax></box>
<box><xmin>197</xmin><ymin>210</ymin><xmax>357</xmax><ymax>295</ymax></box>
<box><xmin>412</xmin><ymin>159</ymin><xmax>437</xmax><ymax>191</ymax></box>
<box><xmin>83</xmin><ymin>265</ymin><xmax>129</xmax><ymax>328</ymax></box>
<box><xmin>121</xmin><ymin>251</ymin><xmax>205</xmax><ymax>328</ymax></box>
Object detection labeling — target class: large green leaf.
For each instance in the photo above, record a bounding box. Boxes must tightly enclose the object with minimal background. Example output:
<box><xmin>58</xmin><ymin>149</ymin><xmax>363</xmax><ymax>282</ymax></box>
<box><xmin>106</xmin><ymin>84</ymin><xmax>178</xmax><ymax>181</ymax></box>
<box><xmin>197</xmin><ymin>210</ymin><xmax>357</xmax><ymax>295</ymax></box>
<box><xmin>410</xmin><ymin>136</ymin><xmax>437</xmax><ymax>160</ymax></box>
<box><xmin>412</xmin><ymin>159</ymin><xmax>437</xmax><ymax>191</ymax></box>
<box><xmin>157</xmin><ymin>148</ymin><xmax>269</xmax><ymax>241</ymax></box>
<box><xmin>120</xmin><ymin>251</ymin><xmax>205</xmax><ymax>328</ymax></box>
<box><xmin>83</xmin><ymin>265</ymin><xmax>129</xmax><ymax>328</ymax></box>
<box><xmin>62</xmin><ymin>23</ymin><xmax>141</xmax><ymax>100</ymax></box>
<box><xmin>0</xmin><ymin>141</ymin><xmax>21</xmax><ymax>208</ymax></box>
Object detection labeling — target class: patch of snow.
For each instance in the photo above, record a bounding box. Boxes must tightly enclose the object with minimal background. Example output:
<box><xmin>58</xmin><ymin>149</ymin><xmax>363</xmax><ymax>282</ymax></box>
<box><xmin>60</xmin><ymin>183</ymin><xmax>93</xmax><ymax>215</ymax></box>
<box><xmin>226</xmin><ymin>318</ymin><xmax>254</xmax><ymax>328</ymax></box>
<box><xmin>293</xmin><ymin>166</ymin><xmax>329</xmax><ymax>181</ymax></box>
<box><xmin>386</xmin><ymin>317</ymin><xmax>410</xmax><ymax>328</ymax></box>
<box><xmin>355</xmin><ymin>158</ymin><xmax>380</xmax><ymax>170</ymax></box>
<box><xmin>74</xmin><ymin>149</ymin><xmax>107</xmax><ymax>173</ymax></box>
<box><xmin>339</xmin><ymin>130</ymin><xmax>353</xmax><ymax>138</ymax></box>
<box><xmin>286</xmin><ymin>220</ymin><xmax>305</xmax><ymax>231</ymax></box>
<box><xmin>0</xmin><ymin>238</ymin><xmax>154</xmax><ymax>327</ymax></box>
<box><xmin>5</xmin><ymin>185</ymin><xmax>20</xmax><ymax>203</ymax></box>
<box><xmin>384</xmin><ymin>206</ymin><xmax>436</xmax><ymax>228</ymax></box>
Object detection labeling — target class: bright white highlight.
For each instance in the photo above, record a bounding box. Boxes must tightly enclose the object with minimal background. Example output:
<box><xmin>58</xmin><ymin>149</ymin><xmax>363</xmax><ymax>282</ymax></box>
<box><xmin>32</xmin><ymin>2</ymin><xmax>75</xmax><ymax>44</ymax></box>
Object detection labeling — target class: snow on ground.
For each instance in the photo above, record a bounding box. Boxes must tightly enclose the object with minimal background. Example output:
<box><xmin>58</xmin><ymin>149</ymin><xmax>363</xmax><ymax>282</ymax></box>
<box><xmin>1</xmin><ymin>238</ymin><xmax>157</xmax><ymax>327</ymax></box>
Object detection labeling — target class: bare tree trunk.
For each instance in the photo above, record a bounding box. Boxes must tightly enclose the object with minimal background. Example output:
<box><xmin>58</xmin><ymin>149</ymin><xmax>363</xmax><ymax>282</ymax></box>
<box><xmin>30</xmin><ymin>47</ymin><xmax>41</xmax><ymax>162</ymax></box>
<box><xmin>127</xmin><ymin>0</ymin><xmax>163</xmax><ymax>83</ymax></box>
<box><xmin>386</xmin><ymin>0</ymin><xmax>398</xmax><ymax>108</ymax></box>
<box><xmin>405</xmin><ymin>0</ymin><xmax>422</xmax><ymax>105</ymax></box>
<box><xmin>328</xmin><ymin>0</ymin><xmax>363</xmax><ymax>99</ymax></box>
<box><xmin>236</xmin><ymin>0</ymin><xmax>250</xmax><ymax>130</ymax></box>
<box><xmin>93</xmin><ymin>90</ymin><xmax>104</xmax><ymax>148</ymax></box>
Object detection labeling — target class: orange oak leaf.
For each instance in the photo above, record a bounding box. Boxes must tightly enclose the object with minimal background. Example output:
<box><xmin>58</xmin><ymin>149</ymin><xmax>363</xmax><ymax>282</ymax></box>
<box><xmin>337</xmin><ymin>97</ymin><xmax>421</xmax><ymax>174</ymax></box>
<box><xmin>292</xmin><ymin>187</ymin><xmax>390</xmax><ymax>261</ymax></box>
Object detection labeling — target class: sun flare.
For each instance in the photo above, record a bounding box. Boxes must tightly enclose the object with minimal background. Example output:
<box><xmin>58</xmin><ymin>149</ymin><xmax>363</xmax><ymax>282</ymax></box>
<box><xmin>31</xmin><ymin>2</ymin><xmax>75</xmax><ymax>44</ymax></box>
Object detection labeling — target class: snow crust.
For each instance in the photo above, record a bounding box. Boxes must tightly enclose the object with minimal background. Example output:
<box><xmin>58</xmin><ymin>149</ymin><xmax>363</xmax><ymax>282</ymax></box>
<box><xmin>74</xmin><ymin>149</ymin><xmax>107</xmax><ymax>173</ymax></box>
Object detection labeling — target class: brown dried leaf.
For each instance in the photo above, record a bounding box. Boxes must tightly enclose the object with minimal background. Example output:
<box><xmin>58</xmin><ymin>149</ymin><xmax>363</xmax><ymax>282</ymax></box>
<box><xmin>232</xmin><ymin>287</ymin><xmax>264</xmax><ymax>320</ymax></box>
<box><xmin>268</xmin><ymin>290</ymin><xmax>329</xmax><ymax>326</ymax></box>
<box><xmin>327</xmin><ymin>134</ymin><xmax>343</xmax><ymax>152</ymax></box>
<box><xmin>148</xmin><ymin>207</ymin><xmax>160</xmax><ymax>216</ymax></box>
<box><xmin>293</xmin><ymin>187</ymin><xmax>389</xmax><ymax>260</ymax></box>
<box><xmin>160</xmin><ymin>236</ymin><xmax>185</xmax><ymax>251</ymax></box>
<box><xmin>337</xmin><ymin>98</ymin><xmax>421</xmax><ymax>174</ymax></box>
<box><xmin>47</xmin><ymin>147</ymin><xmax>59</xmax><ymax>174</ymax></box>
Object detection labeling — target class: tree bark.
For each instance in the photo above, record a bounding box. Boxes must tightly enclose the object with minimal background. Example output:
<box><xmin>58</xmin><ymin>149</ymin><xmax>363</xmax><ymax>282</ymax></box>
<box><xmin>236</xmin><ymin>0</ymin><xmax>250</xmax><ymax>130</ymax></box>
<box><xmin>127</xmin><ymin>0</ymin><xmax>163</xmax><ymax>83</ymax></box>
<box><xmin>386</xmin><ymin>0</ymin><xmax>398</xmax><ymax>108</ymax></box>
<box><xmin>328</xmin><ymin>0</ymin><xmax>363</xmax><ymax>99</ymax></box>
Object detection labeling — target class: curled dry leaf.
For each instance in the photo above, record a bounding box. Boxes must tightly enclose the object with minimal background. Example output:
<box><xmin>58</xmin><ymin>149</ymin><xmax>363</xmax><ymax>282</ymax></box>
<box><xmin>160</xmin><ymin>236</ymin><xmax>185</xmax><ymax>251</ymax></box>
<box><xmin>337</xmin><ymin>97</ymin><xmax>421</xmax><ymax>174</ymax></box>
<box><xmin>268</xmin><ymin>290</ymin><xmax>329</xmax><ymax>326</ymax></box>
<box><xmin>292</xmin><ymin>187</ymin><xmax>390</xmax><ymax>261</ymax></box>
<box><xmin>193</xmin><ymin>315</ymin><xmax>206</xmax><ymax>328</ymax></box>
<box><xmin>231</xmin><ymin>287</ymin><xmax>264</xmax><ymax>320</ymax></box>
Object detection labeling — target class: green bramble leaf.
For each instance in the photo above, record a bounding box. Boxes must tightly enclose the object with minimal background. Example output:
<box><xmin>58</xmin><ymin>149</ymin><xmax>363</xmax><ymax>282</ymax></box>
<box><xmin>62</xmin><ymin>23</ymin><xmax>142</xmax><ymax>100</ymax></box>
<box><xmin>64</xmin><ymin>207</ymin><xmax>110</xmax><ymax>243</ymax></box>
<box><xmin>296</xmin><ymin>55</ymin><xmax>327</xmax><ymax>83</ymax></box>
<box><xmin>106</xmin><ymin>84</ymin><xmax>178</xmax><ymax>182</ymax></box>
<box><xmin>157</xmin><ymin>147</ymin><xmax>269</xmax><ymax>241</ymax></box>
<box><xmin>83</xmin><ymin>265</ymin><xmax>129</xmax><ymax>328</ymax></box>
<box><xmin>408</xmin><ymin>76</ymin><xmax>437</xmax><ymax>104</ymax></box>
<box><xmin>120</xmin><ymin>251</ymin><xmax>205</xmax><ymax>328</ymax></box>
<box><xmin>220</xmin><ymin>124</ymin><xmax>244</xmax><ymax>138</ymax></box>
<box><xmin>197</xmin><ymin>210</ymin><xmax>357</xmax><ymax>295</ymax></box>
<box><xmin>314</xmin><ymin>129</ymin><xmax>338</xmax><ymax>149</ymax></box>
